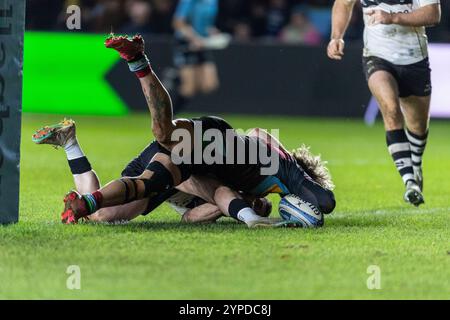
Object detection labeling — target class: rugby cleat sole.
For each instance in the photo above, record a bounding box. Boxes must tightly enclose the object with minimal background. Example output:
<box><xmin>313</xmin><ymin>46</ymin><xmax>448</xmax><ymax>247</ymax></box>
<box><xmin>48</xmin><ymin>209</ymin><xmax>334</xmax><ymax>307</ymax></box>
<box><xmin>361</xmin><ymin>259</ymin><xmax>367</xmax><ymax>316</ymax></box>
<box><xmin>105</xmin><ymin>33</ymin><xmax>145</xmax><ymax>61</ymax></box>
<box><xmin>32</xmin><ymin>118</ymin><xmax>75</xmax><ymax>147</ymax></box>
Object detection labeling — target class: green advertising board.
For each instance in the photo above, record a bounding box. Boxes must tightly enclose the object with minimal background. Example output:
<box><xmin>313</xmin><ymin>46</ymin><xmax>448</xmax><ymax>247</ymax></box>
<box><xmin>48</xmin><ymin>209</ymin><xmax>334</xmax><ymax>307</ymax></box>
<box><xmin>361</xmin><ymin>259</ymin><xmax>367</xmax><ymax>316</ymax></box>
<box><xmin>23</xmin><ymin>32</ymin><xmax>128</xmax><ymax>115</ymax></box>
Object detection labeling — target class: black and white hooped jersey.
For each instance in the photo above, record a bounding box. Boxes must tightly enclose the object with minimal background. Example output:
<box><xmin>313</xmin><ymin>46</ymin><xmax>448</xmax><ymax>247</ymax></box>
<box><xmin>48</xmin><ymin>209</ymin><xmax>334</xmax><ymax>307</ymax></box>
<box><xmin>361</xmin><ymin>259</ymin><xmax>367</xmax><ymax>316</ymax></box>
<box><xmin>354</xmin><ymin>0</ymin><xmax>440</xmax><ymax>65</ymax></box>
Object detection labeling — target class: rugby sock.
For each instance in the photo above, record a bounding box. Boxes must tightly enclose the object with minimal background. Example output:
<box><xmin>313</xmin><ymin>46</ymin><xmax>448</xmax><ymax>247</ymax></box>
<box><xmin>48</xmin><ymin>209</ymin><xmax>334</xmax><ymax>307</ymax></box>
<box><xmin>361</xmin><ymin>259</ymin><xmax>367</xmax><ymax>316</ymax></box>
<box><xmin>228</xmin><ymin>198</ymin><xmax>261</xmax><ymax>224</ymax></box>
<box><xmin>64</xmin><ymin>139</ymin><xmax>84</xmax><ymax>160</ymax></box>
<box><xmin>386</xmin><ymin>129</ymin><xmax>415</xmax><ymax>185</ymax></box>
<box><xmin>237</xmin><ymin>208</ymin><xmax>262</xmax><ymax>224</ymax></box>
<box><xmin>82</xmin><ymin>191</ymin><xmax>103</xmax><ymax>214</ymax></box>
<box><xmin>64</xmin><ymin>139</ymin><xmax>92</xmax><ymax>175</ymax></box>
<box><xmin>128</xmin><ymin>54</ymin><xmax>151</xmax><ymax>78</ymax></box>
<box><xmin>405</xmin><ymin>128</ymin><xmax>428</xmax><ymax>172</ymax></box>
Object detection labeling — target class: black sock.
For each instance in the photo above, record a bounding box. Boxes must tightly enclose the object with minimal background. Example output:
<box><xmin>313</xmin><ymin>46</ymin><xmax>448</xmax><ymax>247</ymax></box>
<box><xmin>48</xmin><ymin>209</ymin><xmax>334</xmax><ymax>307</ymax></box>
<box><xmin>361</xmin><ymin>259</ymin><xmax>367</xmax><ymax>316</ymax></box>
<box><xmin>228</xmin><ymin>198</ymin><xmax>248</xmax><ymax>220</ymax></box>
<box><xmin>386</xmin><ymin>129</ymin><xmax>415</xmax><ymax>185</ymax></box>
<box><xmin>68</xmin><ymin>156</ymin><xmax>92</xmax><ymax>175</ymax></box>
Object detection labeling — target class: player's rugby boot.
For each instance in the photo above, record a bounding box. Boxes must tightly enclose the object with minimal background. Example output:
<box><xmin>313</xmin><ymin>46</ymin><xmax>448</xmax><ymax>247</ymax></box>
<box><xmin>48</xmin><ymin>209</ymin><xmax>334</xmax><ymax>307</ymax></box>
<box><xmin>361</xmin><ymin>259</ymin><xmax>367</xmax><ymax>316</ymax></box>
<box><xmin>404</xmin><ymin>180</ymin><xmax>425</xmax><ymax>207</ymax></box>
<box><xmin>61</xmin><ymin>191</ymin><xmax>90</xmax><ymax>224</ymax></box>
<box><xmin>32</xmin><ymin>119</ymin><xmax>76</xmax><ymax>147</ymax></box>
<box><xmin>104</xmin><ymin>33</ymin><xmax>145</xmax><ymax>61</ymax></box>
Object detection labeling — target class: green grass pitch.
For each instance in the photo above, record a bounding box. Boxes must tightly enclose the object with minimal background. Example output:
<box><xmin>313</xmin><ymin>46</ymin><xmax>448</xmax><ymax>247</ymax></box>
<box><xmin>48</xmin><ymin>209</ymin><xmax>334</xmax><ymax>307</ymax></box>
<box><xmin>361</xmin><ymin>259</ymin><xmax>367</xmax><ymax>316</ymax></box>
<box><xmin>1</xmin><ymin>113</ymin><xmax>449</xmax><ymax>299</ymax></box>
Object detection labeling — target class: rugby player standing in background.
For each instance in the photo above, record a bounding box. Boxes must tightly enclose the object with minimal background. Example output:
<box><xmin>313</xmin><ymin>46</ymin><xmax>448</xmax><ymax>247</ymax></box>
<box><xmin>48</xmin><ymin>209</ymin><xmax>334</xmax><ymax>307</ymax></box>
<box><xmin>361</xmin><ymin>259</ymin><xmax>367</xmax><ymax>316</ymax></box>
<box><xmin>169</xmin><ymin>0</ymin><xmax>220</xmax><ymax>113</ymax></box>
<box><xmin>327</xmin><ymin>0</ymin><xmax>441</xmax><ymax>206</ymax></box>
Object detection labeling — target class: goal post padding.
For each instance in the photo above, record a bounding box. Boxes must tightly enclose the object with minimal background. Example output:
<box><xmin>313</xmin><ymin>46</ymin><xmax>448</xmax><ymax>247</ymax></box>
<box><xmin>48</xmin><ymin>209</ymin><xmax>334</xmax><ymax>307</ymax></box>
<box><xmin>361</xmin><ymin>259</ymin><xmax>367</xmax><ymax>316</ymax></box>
<box><xmin>0</xmin><ymin>0</ymin><xmax>25</xmax><ymax>224</ymax></box>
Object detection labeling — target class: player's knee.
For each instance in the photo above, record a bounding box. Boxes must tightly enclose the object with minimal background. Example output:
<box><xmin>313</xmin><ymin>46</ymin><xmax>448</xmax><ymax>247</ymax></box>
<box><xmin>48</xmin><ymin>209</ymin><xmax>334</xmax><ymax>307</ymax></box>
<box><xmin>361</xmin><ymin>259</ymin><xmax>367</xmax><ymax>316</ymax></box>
<box><xmin>181</xmin><ymin>210</ymin><xmax>195</xmax><ymax>223</ymax></box>
<box><xmin>137</xmin><ymin>162</ymin><xmax>175</xmax><ymax>196</ymax></box>
<box><xmin>213</xmin><ymin>185</ymin><xmax>232</xmax><ymax>202</ymax></box>
<box><xmin>407</xmin><ymin>122</ymin><xmax>428</xmax><ymax>136</ymax></box>
<box><xmin>137</xmin><ymin>170</ymin><xmax>152</xmax><ymax>179</ymax></box>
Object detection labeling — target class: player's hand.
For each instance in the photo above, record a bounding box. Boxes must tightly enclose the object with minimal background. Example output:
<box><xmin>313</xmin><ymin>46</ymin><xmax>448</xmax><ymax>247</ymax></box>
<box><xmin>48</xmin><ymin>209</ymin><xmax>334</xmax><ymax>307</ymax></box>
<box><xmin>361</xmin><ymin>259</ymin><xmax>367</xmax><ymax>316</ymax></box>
<box><xmin>208</xmin><ymin>27</ymin><xmax>221</xmax><ymax>36</ymax></box>
<box><xmin>327</xmin><ymin>38</ymin><xmax>345</xmax><ymax>60</ymax></box>
<box><xmin>189</xmin><ymin>37</ymin><xmax>205</xmax><ymax>51</ymax></box>
<box><xmin>365</xmin><ymin>9</ymin><xmax>394</xmax><ymax>26</ymax></box>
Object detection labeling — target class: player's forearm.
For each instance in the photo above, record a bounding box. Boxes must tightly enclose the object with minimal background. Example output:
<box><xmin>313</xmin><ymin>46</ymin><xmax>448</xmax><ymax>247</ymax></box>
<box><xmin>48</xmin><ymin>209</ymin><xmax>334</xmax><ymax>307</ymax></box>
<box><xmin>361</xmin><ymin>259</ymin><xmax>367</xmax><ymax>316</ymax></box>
<box><xmin>140</xmin><ymin>71</ymin><xmax>174</xmax><ymax>143</ymax></box>
<box><xmin>391</xmin><ymin>4</ymin><xmax>441</xmax><ymax>27</ymax></box>
<box><xmin>331</xmin><ymin>0</ymin><xmax>355</xmax><ymax>39</ymax></box>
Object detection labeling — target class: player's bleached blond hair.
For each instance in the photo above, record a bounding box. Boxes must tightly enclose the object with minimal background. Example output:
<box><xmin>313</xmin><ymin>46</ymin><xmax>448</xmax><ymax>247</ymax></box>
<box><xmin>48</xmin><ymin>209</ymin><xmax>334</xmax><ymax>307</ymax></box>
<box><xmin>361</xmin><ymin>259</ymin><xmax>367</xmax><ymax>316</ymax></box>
<box><xmin>292</xmin><ymin>145</ymin><xmax>335</xmax><ymax>191</ymax></box>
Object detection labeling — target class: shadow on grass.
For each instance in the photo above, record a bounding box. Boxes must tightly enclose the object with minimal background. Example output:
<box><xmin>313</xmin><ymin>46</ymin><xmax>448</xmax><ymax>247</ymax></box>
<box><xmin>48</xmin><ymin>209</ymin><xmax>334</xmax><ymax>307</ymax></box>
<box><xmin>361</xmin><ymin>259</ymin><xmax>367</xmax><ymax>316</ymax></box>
<box><xmin>71</xmin><ymin>205</ymin><xmax>416</xmax><ymax>233</ymax></box>
<box><xmin>90</xmin><ymin>219</ymin><xmax>247</xmax><ymax>233</ymax></box>
<box><xmin>326</xmin><ymin>216</ymin><xmax>390</xmax><ymax>229</ymax></box>
<box><xmin>85</xmin><ymin>213</ymin><xmax>395</xmax><ymax>233</ymax></box>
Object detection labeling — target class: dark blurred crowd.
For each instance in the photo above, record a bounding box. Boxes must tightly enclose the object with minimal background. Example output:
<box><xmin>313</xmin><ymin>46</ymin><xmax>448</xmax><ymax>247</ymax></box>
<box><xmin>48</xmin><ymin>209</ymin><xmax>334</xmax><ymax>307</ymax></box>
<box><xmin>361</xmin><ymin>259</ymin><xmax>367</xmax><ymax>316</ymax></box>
<box><xmin>26</xmin><ymin>0</ymin><xmax>450</xmax><ymax>44</ymax></box>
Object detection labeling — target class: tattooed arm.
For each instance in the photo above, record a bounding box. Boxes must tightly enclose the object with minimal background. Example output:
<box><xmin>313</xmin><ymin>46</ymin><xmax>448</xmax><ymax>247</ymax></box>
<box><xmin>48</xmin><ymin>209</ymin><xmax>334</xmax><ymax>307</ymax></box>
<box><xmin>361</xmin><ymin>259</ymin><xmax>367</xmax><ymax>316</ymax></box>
<box><xmin>139</xmin><ymin>71</ymin><xmax>176</xmax><ymax>145</ymax></box>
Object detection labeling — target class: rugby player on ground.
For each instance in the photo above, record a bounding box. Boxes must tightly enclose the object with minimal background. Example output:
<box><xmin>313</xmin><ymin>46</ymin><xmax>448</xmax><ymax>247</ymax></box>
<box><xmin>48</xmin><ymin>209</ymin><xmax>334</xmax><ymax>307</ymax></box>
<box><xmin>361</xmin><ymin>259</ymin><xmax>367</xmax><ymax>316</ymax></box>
<box><xmin>328</xmin><ymin>0</ymin><xmax>441</xmax><ymax>206</ymax></box>
<box><xmin>59</xmin><ymin>34</ymin><xmax>336</xmax><ymax>227</ymax></box>
<box><xmin>32</xmin><ymin>120</ymin><xmax>273</xmax><ymax>224</ymax></box>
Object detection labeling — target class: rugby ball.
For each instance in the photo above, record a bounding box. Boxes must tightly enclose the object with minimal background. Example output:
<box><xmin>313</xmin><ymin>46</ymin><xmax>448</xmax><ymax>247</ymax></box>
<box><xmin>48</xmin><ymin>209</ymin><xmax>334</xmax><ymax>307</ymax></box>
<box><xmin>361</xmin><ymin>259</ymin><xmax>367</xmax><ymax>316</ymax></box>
<box><xmin>278</xmin><ymin>195</ymin><xmax>323</xmax><ymax>228</ymax></box>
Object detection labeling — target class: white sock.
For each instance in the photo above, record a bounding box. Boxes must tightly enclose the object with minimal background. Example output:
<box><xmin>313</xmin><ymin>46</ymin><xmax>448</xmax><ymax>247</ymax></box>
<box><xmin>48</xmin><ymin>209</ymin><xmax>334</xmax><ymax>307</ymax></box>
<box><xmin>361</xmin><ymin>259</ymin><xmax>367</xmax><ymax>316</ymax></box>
<box><xmin>64</xmin><ymin>139</ymin><xmax>84</xmax><ymax>160</ymax></box>
<box><xmin>237</xmin><ymin>207</ymin><xmax>261</xmax><ymax>224</ymax></box>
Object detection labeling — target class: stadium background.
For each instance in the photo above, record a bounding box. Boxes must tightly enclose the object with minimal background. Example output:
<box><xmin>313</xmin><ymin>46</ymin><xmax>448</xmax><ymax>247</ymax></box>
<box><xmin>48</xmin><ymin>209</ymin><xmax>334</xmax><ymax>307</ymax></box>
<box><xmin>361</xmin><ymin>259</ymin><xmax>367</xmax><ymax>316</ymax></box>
<box><xmin>1</xmin><ymin>0</ymin><xmax>449</xmax><ymax>299</ymax></box>
<box><xmin>24</xmin><ymin>0</ymin><xmax>450</xmax><ymax>118</ymax></box>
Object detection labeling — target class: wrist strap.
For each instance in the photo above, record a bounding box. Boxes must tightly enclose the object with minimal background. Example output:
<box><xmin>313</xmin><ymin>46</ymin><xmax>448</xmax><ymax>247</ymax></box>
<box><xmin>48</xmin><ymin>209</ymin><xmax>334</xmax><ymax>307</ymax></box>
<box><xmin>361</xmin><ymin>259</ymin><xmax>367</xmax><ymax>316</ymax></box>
<box><xmin>128</xmin><ymin>54</ymin><xmax>150</xmax><ymax>73</ymax></box>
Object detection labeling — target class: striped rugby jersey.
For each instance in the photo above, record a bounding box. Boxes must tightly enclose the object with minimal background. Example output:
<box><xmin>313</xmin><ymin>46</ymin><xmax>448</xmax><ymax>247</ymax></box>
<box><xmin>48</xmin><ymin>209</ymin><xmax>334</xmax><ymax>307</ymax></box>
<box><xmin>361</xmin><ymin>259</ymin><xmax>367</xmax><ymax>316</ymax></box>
<box><xmin>351</xmin><ymin>0</ymin><xmax>440</xmax><ymax>64</ymax></box>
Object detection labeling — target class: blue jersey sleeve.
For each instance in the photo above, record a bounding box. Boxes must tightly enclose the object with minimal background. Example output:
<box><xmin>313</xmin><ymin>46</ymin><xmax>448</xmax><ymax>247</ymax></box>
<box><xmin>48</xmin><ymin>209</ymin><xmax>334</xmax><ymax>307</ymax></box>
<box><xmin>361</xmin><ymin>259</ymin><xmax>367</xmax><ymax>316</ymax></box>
<box><xmin>174</xmin><ymin>0</ymin><xmax>194</xmax><ymax>20</ymax></box>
